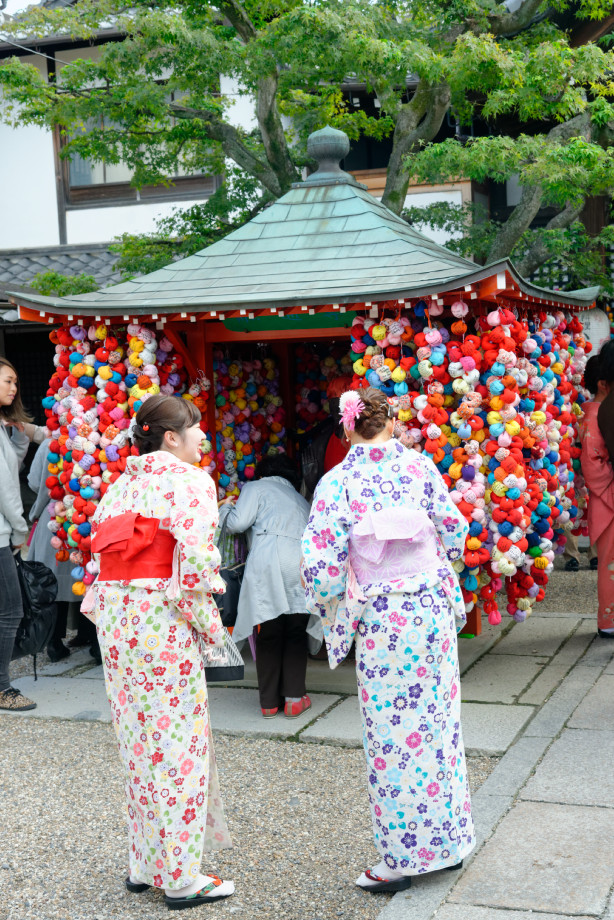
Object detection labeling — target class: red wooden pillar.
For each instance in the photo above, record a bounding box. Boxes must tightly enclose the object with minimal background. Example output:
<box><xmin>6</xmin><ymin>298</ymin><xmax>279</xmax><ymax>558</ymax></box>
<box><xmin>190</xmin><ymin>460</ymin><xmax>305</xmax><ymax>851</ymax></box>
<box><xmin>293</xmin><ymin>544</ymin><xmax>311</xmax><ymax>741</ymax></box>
<box><xmin>459</xmin><ymin>606</ymin><xmax>482</xmax><ymax>637</ymax></box>
<box><xmin>200</xmin><ymin>323</ymin><xmax>218</xmax><ymax>484</ymax></box>
<box><xmin>165</xmin><ymin>321</ymin><xmax>218</xmax><ymax>485</ymax></box>
<box><xmin>270</xmin><ymin>340</ymin><xmax>296</xmax><ymax>458</ymax></box>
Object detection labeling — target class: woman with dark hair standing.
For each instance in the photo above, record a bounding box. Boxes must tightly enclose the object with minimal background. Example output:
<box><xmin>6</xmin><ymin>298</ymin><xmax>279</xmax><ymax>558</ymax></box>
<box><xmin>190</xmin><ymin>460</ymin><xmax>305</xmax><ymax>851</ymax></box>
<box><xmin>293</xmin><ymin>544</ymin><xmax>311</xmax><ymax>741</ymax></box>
<box><xmin>579</xmin><ymin>343</ymin><xmax>614</xmax><ymax>636</ymax></box>
<box><xmin>302</xmin><ymin>388</ymin><xmax>474</xmax><ymax>892</ymax></box>
<box><xmin>0</xmin><ymin>357</ymin><xmax>48</xmax><ymax>711</ymax></box>
<box><xmin>220</xmin><ymin>453</ymin><xmax>320</xmax><ymax>718</ymax></box>
<box><xmin>88</xmin><ymin>393</ymin><xmax>233</xmax><ymax>908</ymax></box>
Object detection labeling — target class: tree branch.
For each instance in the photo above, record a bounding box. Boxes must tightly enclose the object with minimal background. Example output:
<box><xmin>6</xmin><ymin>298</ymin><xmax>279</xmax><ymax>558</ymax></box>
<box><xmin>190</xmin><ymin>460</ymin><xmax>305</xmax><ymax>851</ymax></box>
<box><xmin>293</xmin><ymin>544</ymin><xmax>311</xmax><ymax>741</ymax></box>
<box><xmin>515</xmin><ymin>200</ymin><xmax>586</xmax><ymax>276</ymax></box>
<box><xmin>254</xmin><ymin>73</ymin><xmax>301</xmax><ymax>194</ymax></box>
<box><xmin>214</xmin><ymin>0</ymin><xmax>257</xmax><ymax>41</ymax></box>
<box><xmin>171</xmin><ymin>103</ymin><xmax>284</xmax><ymax>195</ymax></box>
<box><xmin>485</xmin><ymin>112</ymin><xmax>592</xmax><ymax>263</ymax></box>
<box><xmin>486</xmin><ymin>0</ymin><xmax>549</xmax><ymax>36</ymax></box>
<box><xmin>209</xmin><ymin>4</ymin><xmax>300</xmax><ymax>194</ymax></box>
<box><xmin>381</xmin><ymin>82</ymin><xmax>451</xmax><ymax>214</ymax></box>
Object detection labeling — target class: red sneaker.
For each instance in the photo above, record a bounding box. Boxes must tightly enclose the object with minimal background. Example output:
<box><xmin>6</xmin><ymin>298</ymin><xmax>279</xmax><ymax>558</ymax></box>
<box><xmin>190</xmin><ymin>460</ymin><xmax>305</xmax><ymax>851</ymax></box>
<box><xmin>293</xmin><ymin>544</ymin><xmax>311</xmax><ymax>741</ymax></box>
<box><xmin>284</xmin><ymin>695</ymin><xmax>311</xmax><ymax>718</ymax></box>
<box><xmin>261</xmin><ymin>706</ymin><xmax>279</xmax><ymax>718</ymax></box>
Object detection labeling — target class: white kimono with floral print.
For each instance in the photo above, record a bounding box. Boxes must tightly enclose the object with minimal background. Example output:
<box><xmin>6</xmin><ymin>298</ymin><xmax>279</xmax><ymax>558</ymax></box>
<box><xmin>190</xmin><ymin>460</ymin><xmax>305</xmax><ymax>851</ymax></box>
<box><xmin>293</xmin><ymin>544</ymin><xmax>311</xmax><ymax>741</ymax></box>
<box><xmin>91</xmin><ymin>451</ymin><xmax>231</xmax><ymax>890</ymax></box>
<box><xmin>302</xmin><ymin>440</ymin><xmax>475</xmax><ymax>875</ymax></box>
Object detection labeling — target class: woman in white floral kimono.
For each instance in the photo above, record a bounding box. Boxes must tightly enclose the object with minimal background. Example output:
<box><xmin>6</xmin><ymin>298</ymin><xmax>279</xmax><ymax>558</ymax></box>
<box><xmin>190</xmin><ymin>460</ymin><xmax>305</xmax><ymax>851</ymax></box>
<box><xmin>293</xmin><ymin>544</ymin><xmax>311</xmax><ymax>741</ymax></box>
<box><xmin>301</xmin><ymin>388</ymin><xmax>475</xmax><ymax>893</ymax></box>
<box><xmin>88</xmin><ymin>394</ymin><xmax>233</xmax><ymax>909</ymax></box>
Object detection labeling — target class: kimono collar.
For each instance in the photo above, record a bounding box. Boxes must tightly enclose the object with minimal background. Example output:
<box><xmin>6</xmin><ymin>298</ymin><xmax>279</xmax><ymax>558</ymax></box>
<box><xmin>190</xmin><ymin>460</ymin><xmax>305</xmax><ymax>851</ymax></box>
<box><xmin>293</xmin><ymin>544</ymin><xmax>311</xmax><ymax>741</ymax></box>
<box><xmin>343</xmin><ymin>437</ymin><xmax>407</xmax><ymax>467</ymax></box>
<box><xmin>125</xmin><ymin>450</ymin><xmax>194</xmax><ymax>477</ymax></box>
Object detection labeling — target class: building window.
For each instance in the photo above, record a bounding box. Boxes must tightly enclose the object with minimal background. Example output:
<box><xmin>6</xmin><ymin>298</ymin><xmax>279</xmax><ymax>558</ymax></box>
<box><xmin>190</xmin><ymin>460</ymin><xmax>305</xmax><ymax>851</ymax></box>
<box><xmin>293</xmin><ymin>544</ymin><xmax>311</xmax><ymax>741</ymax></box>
<box><xmin>61</xmin><ymin>94</ymin><xmax>221</xmax><ymax>208</ymax></box>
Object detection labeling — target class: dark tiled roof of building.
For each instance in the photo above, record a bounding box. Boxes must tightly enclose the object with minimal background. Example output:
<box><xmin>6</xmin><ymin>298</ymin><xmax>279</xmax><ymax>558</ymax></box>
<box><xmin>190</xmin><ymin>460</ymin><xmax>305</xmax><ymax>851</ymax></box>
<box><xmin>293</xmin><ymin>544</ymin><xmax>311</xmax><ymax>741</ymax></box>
<box><xmin>0</xmin><ymin>243</ymin><xmax>120</xmax><ymax>303</ymax></box>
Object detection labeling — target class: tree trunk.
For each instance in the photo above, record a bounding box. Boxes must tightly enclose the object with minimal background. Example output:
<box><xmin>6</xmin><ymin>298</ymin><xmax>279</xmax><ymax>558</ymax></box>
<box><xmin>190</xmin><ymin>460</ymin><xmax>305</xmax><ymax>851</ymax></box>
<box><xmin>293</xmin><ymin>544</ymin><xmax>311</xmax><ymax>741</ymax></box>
<box><xmin>486</xmin><ymin>182</ymin><xmax>544</xmax><ymax>264</ymax></box>
<box><xmin>486</xmin><ymin>112</ymin><xmax>593</xmax><ymax>264</ymax></box>
<box><xmin>516</xmin><ymin>201</ymin><xmax>586</xmax><ymax>277</ymax></box>
<box><xmin>255</xmin><ymin>74</ymin><xmax>301</xmax><ymax>194</ymax></box>
<box><xmin>381</xmin><ymin>83</ymin><xmax>451</xmax><ymax>214</ymax></box>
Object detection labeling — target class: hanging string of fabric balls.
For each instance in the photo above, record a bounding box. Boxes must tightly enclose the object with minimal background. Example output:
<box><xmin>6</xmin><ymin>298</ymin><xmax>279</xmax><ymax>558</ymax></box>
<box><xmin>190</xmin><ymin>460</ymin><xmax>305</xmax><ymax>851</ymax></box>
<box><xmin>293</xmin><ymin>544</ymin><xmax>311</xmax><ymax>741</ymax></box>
<box><xmin>42</xmin><ymin>322</ymin><xmax>212</xmax><ymax>596</ymax></box>
<box><xmin>213</xmin><ymin>349</ymin><xmax>286</xmax><ymax>500</ymax></box>
<box><xmin>294</xmin><ymin>344</ymin><xmax>353</xmax><ymax>433</ymax></box>
<box><xmin>349</xmin><ymin>300</ymin><xmax>591</xmax><ymax>625</ymax></box>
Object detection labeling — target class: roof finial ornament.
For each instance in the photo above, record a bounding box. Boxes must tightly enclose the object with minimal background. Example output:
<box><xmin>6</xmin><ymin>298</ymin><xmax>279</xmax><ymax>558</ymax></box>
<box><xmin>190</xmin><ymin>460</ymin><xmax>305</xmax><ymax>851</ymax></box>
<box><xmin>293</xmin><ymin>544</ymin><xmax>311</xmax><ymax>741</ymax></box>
<box><xmin>299</xmin><ymin>125</ymin><xmax>362</xmax><ymax>188</ymax></box>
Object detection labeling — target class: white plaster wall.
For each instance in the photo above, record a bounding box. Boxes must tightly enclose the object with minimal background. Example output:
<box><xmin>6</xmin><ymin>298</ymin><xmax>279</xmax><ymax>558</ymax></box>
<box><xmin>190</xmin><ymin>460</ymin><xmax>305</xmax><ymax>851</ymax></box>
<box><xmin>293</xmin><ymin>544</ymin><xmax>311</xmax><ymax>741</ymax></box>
<box><xmin>402</xmin><ymin>189</ymin><xmax>464</xmax><ymax>246</ymax></box>
<box><xmin>65</xmin><ymin>197</ymin><xmax>210</xmax><ymax>244</ymax></box>
<box><xmin>220</xmin><ymin>76</ymin><xmax>256</xmax><ymax>131</ymax></box>
<box><xmin>0</xmin><ymin>54</ymin><xmax>60</xmax><ymax>249</ymax></box>
<box><xmin>0</xmin><ymin>121</ymin><xmax>60</xmax><ymax>248</ymax></box>
<box><xmin>0</xmin><ymin>42</ymin><xmax>258</xmax><ymax>250</ymax></box>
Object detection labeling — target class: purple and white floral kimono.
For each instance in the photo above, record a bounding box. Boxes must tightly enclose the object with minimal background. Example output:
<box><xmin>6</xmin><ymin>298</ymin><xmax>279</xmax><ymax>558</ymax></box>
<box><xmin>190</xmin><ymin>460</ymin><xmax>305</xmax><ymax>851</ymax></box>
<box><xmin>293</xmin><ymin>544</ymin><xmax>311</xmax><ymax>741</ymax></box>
<box><xmin>301</xmin><ymin>439</ymin><xmax>475</xmax><ymax>876</ymax></box>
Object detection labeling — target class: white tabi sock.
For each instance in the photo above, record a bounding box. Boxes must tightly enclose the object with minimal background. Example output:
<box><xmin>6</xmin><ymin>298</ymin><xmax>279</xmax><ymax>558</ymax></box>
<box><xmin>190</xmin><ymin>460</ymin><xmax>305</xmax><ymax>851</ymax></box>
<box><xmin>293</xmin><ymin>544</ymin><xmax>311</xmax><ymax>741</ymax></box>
<box><xmin>165</xmin><ymin>874</ymin><xmax>213</xmax><ymax>898</ymax></box>
<box><xmin>164</xmin><ymin>873</ymin><xmax>235</xmax><ymax>899</ymax></box>
<box><xmin>356</xmin><ymin>858</ymin><xmax>405</xmax><ymax>887</ymax></box>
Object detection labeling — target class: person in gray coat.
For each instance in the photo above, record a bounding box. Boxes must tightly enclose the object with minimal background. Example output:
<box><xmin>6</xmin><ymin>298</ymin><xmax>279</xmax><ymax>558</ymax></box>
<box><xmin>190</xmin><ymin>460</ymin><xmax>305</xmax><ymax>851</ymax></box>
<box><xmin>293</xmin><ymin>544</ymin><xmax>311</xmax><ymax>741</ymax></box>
<box><xmin>27</xmin><ymin>439</ymin><xmax>76</xmax><ymax>662</ymax></box>
<box><xmin>219</xmin><ymin>453</ymin><xmax>322</xmax><ymax>719</ymax></box>
<box><xmin>0</xmin><ymin>356</ymin><xmax>48</xmax><ymax>711</ymax></box>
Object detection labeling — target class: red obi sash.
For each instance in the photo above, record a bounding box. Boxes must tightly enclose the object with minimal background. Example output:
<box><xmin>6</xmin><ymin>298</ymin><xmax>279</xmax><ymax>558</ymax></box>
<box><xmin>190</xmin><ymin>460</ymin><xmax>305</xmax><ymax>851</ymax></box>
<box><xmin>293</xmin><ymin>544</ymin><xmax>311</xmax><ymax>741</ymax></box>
<box><xmin>92</xmin><ymin>512</ymin><xmax>176</xmax><ymax>581</ymax></box>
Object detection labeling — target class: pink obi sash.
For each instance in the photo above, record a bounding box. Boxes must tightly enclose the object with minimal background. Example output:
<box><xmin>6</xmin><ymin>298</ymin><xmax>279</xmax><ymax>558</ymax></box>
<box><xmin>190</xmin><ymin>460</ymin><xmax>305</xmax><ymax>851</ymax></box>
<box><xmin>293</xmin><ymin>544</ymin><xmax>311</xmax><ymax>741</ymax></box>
<box><xmin>92</xmin><ymin>512</ymin><xmax>176</xmax><ymax>581</ymax></box>
<box><xmin>349</xmin><ymin>507</ymin><xmax>439</xmax><ymax>585</ymax></box>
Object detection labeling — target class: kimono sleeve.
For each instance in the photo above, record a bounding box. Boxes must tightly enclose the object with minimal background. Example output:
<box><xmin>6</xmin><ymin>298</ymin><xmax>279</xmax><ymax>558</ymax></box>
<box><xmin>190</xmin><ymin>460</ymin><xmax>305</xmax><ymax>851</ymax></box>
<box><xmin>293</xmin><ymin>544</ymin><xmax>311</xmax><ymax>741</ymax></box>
<box><xmin>168</xmin><ymin>470</ymin><xmax>226</xmax><ymax>645</ymax></box>
<box><xmin>580</xmin><ymin>410</ymin><xmax>614</xmax><ymax>509</ymax></box>
<box><xmin>423</xmin><ymin>457</ymin><xmax>469</xmax><ymax>563</ymax></box>
<box><xmin>301</xmin><ymin>471</ymin><xmax>351</xmax><ymax>616</ymax></box>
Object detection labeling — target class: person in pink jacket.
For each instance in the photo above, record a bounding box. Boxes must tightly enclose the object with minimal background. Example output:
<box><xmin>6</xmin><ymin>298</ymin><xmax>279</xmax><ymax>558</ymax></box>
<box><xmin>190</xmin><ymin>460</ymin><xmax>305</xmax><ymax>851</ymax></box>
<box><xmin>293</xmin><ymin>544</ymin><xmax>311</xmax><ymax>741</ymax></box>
<box><xmin>579</xmin><ymin>345</ymin><xmax>614</xmax><ymax>636</ymax></box>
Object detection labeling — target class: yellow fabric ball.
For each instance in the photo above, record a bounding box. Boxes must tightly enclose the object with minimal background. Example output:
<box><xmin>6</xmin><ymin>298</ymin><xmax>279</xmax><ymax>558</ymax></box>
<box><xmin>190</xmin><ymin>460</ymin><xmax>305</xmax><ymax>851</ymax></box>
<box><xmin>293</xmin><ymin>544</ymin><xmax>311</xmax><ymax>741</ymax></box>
<box><xmin>506</xmin><ymin>420</ymin><xmax>521</xmax><ymax>436</ymax></box>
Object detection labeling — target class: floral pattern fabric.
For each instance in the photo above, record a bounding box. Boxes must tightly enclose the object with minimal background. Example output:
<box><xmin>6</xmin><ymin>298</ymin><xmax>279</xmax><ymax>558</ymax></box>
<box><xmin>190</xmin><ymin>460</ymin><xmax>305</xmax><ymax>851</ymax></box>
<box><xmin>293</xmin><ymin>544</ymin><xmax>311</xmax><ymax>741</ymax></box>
<box><xmin>91</xmin><ymin>451</ymin><xmax>231</xmax><ymax>890</ymax></box>
<box><xmin>302</xmin><ymin>439</ymin><xmax>475</xmax><ymax>874</ymax></box>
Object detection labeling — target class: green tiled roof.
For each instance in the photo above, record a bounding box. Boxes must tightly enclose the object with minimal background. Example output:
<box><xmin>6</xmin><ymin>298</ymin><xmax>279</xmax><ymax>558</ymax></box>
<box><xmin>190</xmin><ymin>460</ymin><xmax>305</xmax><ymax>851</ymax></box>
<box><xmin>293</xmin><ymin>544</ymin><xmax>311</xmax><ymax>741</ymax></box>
<box><xmin>9</xmin><ymin>126</ymin><xmax>598</xmax><ymax>317</ymax></box>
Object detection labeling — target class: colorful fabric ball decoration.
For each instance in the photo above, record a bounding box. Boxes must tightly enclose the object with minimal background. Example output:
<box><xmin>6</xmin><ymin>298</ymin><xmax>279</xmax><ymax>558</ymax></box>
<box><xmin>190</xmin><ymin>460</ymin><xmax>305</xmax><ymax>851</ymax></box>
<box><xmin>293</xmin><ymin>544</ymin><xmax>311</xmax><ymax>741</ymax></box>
<box><xmin>348</xmin><ymin>301</ymin><xmax>589</xmax><ymax>626</ymax></box>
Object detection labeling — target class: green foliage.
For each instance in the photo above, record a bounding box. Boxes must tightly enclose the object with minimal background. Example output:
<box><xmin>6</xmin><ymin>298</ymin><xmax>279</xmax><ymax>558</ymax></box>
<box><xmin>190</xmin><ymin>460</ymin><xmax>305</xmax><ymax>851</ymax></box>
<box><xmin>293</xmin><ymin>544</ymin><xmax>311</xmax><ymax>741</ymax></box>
<box><xmin>403</xmin><ymin>200</ymin><xmax>499</xmax><ymax>264</ymax></box>
<box><xmin>403</xmin><ymin>201</ymin><xmax>614</xmax><ymax>293</ymax></box>
<box><xmin>407</xmin><ymin>133</ymin><xmax>614</xmax><ymax>209</ymax></box>
<box><xmin>1</xmin><ymin>0</ymin><xmax>613</xmax><ymax>284</ymax></box>
<box><xmin>30</xmin><ymin>271</ymin><xmax>98</xmax><ymax>296</ymax></box>
<box><xmin>110</xmin><ymin>165</ymin><xmax>269</xmax><ymax>278</ymax></box>
<box><xmin>525</xmin><ymin>222</ymin><xmax>614</xmax><ymax>294</ymax></box>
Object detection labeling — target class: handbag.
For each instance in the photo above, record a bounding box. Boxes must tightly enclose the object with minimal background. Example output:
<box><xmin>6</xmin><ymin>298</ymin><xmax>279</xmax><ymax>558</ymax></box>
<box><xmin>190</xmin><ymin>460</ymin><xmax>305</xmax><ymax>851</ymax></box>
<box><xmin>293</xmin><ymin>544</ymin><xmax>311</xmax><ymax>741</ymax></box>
<box><xmin>11</xmin><ymin>556</ymin><xmax>58</xmax><ymax>671</ymax></box>
<box><xmin>199</xmin><ymin>626</ymin><xmax>245</xmax><ymax>683</ymax></box>
<box><xmin>215</xmin><ymin>515</ymin><xmax>246</xmax><ymax>628</ymax></box>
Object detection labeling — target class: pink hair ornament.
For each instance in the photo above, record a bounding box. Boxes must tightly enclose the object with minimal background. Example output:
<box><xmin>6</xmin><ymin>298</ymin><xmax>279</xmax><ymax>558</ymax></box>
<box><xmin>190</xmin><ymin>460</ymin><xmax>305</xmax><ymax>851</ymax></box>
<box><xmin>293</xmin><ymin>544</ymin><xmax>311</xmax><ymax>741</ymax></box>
<box><xmin>339</xmin><ymin>391</ymin><xmax>365</xmax><ymax>431</ymax></box>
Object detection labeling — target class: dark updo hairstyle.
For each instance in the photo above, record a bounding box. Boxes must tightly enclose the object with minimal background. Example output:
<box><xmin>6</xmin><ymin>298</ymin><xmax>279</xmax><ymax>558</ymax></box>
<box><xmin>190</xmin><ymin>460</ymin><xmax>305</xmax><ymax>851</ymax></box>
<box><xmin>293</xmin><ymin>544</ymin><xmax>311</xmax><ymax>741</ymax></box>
<box><xmin>598</xmin><ymin>339</ymin><xmax>614</xmax><ymax>385</ymax></box>
<box><xmin>351</xmin><ymin>387</ymin><xmax>394</xmax><ymax>440</ymax></box>
<box><xmin>255</xmin><ymin>451</ymin><xmax>301</xmax><ymax>492</ymax></box>
<box><xmin>132</xmin><ymin>393</ymin><xmax>201</xmax><ymax>455</ymax></box>
<box><xmin>583</xmin><ymin>354</ymin><xmax>601</xmax><ymax>396</ymax></box>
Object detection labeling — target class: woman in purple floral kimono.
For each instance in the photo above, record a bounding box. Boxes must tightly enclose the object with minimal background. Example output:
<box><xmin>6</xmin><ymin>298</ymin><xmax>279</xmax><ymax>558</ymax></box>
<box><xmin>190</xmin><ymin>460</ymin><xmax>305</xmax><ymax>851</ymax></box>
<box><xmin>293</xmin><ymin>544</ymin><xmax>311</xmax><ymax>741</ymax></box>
<box><xmin>301</xmin><ymin>388</ymin><xmax>475</xmax><ymax>893</ymax></box>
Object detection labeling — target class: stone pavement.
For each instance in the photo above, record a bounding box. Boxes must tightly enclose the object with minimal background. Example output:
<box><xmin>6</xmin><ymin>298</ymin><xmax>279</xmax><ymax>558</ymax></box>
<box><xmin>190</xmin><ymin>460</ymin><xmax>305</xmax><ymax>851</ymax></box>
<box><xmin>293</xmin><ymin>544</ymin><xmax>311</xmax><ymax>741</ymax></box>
<box><xmin>8</xmin><ymin>597</ymin><xmax>614</xmax><ymax>920</ymax></box>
